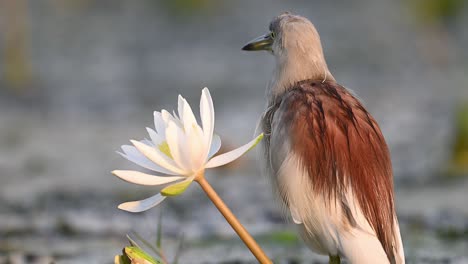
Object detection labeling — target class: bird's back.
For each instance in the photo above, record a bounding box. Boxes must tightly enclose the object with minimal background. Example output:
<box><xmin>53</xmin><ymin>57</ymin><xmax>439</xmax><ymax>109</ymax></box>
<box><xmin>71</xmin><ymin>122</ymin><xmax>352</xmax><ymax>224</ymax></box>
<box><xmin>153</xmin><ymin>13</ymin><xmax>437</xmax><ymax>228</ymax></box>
<box><xmin>262</xmin><ymin>79</ymin><xmax>405</xmax><ymax>263</ymax></box>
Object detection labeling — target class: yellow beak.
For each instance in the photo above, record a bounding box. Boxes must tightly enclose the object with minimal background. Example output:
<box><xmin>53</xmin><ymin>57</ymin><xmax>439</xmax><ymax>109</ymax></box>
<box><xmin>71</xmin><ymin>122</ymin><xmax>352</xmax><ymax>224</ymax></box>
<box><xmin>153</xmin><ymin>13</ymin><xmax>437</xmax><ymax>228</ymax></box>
<box><xmin>242</xmin><ymin>33</ymin><xmax>273</xmax><ymax>51</ymax></box>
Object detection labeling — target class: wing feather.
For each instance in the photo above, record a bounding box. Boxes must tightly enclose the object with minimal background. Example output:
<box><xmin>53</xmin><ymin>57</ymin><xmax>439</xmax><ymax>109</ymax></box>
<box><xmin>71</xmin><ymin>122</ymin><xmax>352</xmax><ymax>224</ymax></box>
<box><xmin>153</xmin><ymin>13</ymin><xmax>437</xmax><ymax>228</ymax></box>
<box><xmin>263</xmin><ymin>79</ymin><xmax>404</xmax><ymax>263</ymax></box>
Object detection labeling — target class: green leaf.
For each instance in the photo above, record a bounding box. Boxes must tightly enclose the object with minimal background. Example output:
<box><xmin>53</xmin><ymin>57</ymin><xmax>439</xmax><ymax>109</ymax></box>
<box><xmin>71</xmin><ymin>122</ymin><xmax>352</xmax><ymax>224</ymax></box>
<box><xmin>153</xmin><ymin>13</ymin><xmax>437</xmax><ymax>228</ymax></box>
<box><xmin>161</xmin><ymin>178</ymin><xmax>193</xmax><ymax>196</ymax></box>
<box><xmin>124</xmin><ymin>246</ymin><xmax>161</xmax><ymax>264</ymax></box>
<box><xmin>126</xmin><ymin>234</ymin><xmax>141</xmax><ymax>248</ymax></box>
<box><xmin>131</xmin><ymin>232</ymin><xmax>161</xmax><ymax>259</ymax></box>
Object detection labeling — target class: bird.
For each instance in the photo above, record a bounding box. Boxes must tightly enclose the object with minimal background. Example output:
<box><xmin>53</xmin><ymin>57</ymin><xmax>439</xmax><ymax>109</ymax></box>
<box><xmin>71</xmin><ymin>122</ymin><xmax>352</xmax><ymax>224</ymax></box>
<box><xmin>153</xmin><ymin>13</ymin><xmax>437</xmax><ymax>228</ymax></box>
<box><xmin>242</xmin><ymin>12</ymin><xmax>405</xmax><ymax>264</ymax></box>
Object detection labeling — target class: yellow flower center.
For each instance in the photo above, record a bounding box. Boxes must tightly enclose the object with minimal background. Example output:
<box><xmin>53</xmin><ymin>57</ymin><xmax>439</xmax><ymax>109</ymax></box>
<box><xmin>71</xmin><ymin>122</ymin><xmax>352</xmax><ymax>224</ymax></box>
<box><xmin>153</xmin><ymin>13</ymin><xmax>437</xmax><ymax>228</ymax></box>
<box><xmin>158</xmin><ymin>141</ymin><xmax>173</xmax><ymax>158</ymax></box>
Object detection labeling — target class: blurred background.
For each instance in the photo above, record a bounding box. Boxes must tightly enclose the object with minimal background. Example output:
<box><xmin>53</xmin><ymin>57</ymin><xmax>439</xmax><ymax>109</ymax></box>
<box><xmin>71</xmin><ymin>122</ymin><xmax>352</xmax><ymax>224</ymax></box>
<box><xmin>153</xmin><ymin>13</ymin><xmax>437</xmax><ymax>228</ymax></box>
<box><xmin>0</xmin><ymin>0</ymin><xmax>467</xmax><ymax>263</ymax></box>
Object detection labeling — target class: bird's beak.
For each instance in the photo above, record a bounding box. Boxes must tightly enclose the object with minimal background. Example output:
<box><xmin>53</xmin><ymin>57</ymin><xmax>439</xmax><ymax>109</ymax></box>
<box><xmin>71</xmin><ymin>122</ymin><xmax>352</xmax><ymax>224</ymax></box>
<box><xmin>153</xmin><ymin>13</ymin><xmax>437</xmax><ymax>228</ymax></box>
<box><xmin>242</xmin><ymin>33</ymin><xmax>273</xmax><ymax>51</ymax></box>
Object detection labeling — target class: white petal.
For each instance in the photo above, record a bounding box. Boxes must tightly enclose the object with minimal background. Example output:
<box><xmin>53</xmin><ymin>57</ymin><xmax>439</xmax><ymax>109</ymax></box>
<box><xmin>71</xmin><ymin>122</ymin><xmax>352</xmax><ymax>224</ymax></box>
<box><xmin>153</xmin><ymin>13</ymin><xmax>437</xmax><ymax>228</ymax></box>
<box><xmin>118</xmin><ymin>193</ymin><xmax>166</xmax><ymax>213</ymax></box>
<box><xmin>141</xmin><ymin>138</ymin><xmax>154</xmax><ymax>147</ymax></box>
<box><xmin>205</xmin><ymin>133</ymin><xmax>263</xmax><ymax>168</ymax></box>
<box><xmin>200</xmin><ymin>88</ymin><xmax>215</xmax><ymax>160</ymax></box>
<box><xmin>173</xmin><ymin>110</ymin><xmax>180</xmax><ymax>121</ymax></box>
<box><xmin>208</xmin><ymin>134</ymin><xmax>221</xmax><ymax>158</ymax></box>
<box><xmin>154</xmin><ymin>111</ymin><xmax>166</xmax><ymax>138</ymax></box>
<box><xmin>165</xmin><ymin>121</ymin><xmax>190</xmax><ymax>171</ymax></box>
<box><xmin>112</xmin><ymin>170</ymin><xmax>184</xmax><ymax>186</ymax></box>
<box><xmin>119</xmin><ymin>145</ymin><xmax>176</xmax><ymax>175</ymax></box>
<box><xmin>146</xmin><ymin>127</ymin><xmax>163</xmax><ymax>145</ymax></box>
<box><xmin>131</xmin><ymin>140</ymin><xmax>187</xmax><ymax>175</ymax></box>
<box><xmin>181</xmin><ymin>97</ymin><xmax>198</xmax><ymax>132</ymax></box>
<box><xmin>177</xmin><ymin>95</ymin><xmax>185</xmax><ymax>121</ymax></box>
<box><xmin>162</xmin><ymin>110</ymin><xmax>182</xmax><ymax>128</ymax></box>
<box><xmin>186</xmin><ymin>121</ymin><xmax>205</xmax><ymax>170</ymax></box>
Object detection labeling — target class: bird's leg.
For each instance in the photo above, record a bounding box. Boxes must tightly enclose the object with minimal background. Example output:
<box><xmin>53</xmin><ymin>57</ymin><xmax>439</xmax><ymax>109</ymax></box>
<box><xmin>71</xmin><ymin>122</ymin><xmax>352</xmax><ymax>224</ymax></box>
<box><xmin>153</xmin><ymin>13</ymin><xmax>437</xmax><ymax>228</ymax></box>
<box><xmin>329</xmin><ymin>255</ymin><xmax>341</xmax><ymax>264</ymax></box>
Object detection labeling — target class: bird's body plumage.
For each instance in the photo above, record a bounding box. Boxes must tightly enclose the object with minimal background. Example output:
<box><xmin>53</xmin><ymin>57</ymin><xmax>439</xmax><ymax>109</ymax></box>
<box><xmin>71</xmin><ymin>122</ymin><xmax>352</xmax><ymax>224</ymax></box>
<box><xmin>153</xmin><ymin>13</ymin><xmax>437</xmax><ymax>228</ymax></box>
<box><xmin>243</xmin><ymin>12</ymin><xmax>405</xmax><ymax>263</ymax></box>
<box><xmin>262</xmin><ymin>80</ymin><xmax>404</xmax><ymax>263</ymax></box>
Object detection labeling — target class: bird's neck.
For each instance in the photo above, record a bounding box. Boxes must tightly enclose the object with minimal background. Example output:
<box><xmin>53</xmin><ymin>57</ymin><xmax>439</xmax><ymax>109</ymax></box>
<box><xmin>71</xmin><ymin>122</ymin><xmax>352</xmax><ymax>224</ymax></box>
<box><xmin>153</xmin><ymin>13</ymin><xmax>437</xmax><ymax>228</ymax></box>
<box><xmin>268</xmin><ymin>50</ymin><xmax>334</xmax><ymax>98</ymax></box>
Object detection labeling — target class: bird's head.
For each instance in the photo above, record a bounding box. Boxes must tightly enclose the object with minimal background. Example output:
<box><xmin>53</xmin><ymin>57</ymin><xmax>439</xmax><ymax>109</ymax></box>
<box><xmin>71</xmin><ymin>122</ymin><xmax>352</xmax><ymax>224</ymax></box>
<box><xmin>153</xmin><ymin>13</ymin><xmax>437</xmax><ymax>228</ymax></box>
<box><xmin>243</xmin><ymin>12</ymin><xmax>333</xmax><ymax>95</ymax></box>
<box><xmin>242</xmin><ymin>12</ymin><xmax>320</xmax><ymax>55</ymax></box>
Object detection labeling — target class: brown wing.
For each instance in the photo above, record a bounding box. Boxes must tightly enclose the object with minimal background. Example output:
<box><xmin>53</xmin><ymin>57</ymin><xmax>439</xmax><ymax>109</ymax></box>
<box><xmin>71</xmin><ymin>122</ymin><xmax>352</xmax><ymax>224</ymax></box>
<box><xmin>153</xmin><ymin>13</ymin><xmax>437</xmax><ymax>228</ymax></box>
<box><xmin>267</xmin><ymin>79</ymin><xmax>396</xmax><ymax>261</ymax></box>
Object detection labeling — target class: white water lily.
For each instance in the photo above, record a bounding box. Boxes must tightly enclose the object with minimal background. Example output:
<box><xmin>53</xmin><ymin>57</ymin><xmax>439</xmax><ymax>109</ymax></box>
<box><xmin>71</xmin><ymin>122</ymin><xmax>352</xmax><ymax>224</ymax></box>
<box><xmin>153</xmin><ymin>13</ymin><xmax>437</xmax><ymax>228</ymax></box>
<box><xmin>113</xmin><ymin>88</ymin><xmax>263</xmax><ymax>213</ymax></box>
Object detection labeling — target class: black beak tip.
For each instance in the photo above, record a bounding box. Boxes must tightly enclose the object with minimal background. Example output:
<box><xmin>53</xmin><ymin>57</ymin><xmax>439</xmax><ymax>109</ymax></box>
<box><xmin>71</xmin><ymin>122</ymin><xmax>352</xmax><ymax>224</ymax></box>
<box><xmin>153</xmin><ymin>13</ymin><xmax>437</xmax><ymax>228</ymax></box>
<box><xmin>241</xmin><ymin>44</ymin><xmax>252</xmax><ymax>51</ymax></box>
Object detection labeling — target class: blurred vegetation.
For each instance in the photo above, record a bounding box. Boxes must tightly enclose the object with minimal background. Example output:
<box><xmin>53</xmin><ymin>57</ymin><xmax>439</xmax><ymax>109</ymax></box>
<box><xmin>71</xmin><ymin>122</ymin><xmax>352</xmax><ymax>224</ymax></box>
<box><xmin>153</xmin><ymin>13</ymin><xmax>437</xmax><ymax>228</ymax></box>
<box><xmin>1</xmin><ymin>0</ymin><xmax>32</xmax><ymax>91</ymax></box>
<box><xmin>258</xmin><ymin>231</ymin><xmax>300</xmax><ymax>246</ymax></box>
<box><xmin>436</xmin><ymin>226</ymin><xmax>468</xmax><ymax>241</ymax></box>
<box><xmin>450</xmin><ymin>102</ymin><xmax>468</xmax><ymax>174</ymax></box>
<box><xmin>116</xmin><ymin>211</ymin><xmax>185</xmax><ymax>264</ymax></box>
<box><xmin>160</xmin><ymin>0</ymin><xmax>218</xmax><ymax>16</ymax></box>
<box><xmin>409</xmin><ymin>0</ymin><xmax>466</xmax><ymax>24</ymax></box>
<box><xmin>0</xmin><ymin>0</ymin><xmax>221</xmax><ymax>96</ymax></box>
<box><xmin>406</xmin><ymin>0</ymin><xmax>466</xmax><ymax>67</ymax></box>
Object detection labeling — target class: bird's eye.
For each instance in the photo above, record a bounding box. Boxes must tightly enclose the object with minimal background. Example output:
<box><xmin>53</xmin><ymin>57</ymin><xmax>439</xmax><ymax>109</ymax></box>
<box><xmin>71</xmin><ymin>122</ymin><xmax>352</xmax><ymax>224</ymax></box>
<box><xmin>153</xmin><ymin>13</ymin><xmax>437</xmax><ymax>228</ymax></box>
<box><xmin>270</xmin><ymin>31</ymin><xmax>276</xmax><ymax>39</ymax></box>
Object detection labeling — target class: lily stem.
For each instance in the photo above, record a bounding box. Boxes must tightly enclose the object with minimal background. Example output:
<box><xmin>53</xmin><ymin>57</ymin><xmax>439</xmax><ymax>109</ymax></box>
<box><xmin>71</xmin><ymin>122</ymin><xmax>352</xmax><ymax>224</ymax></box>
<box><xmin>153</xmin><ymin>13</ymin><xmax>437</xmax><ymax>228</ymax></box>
<box><xmin>196</xmin><ymin>174</ymin><xmax>272</xmax><ymax>264</ymax></box>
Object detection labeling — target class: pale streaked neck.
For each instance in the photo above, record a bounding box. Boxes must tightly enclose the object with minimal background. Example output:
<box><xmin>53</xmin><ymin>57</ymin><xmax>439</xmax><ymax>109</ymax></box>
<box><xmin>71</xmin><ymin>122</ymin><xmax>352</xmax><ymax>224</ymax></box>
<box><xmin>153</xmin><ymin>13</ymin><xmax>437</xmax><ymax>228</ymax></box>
<box><xmin>268</xmin><ymin>49</ymin><xmax>334</xmax><ymax>99</ymax></box>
